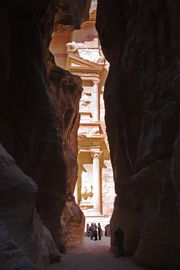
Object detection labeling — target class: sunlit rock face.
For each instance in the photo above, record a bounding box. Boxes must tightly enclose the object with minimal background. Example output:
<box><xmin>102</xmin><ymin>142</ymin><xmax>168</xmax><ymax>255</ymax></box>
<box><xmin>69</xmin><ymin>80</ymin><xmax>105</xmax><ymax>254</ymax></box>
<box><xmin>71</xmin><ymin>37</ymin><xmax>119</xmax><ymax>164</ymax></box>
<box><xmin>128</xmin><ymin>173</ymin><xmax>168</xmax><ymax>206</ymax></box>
<box><xmin>96</xmin><ymin>1</ymin><xmax>180</xmax><ymax>269</ymax></box>
<box><xmin>0</xmin><ymin>0</ymin><xmax>91</xmax><ymax>268</ymax></box>
<box><xmin>61</xmin><ymin>196</ymin><xmax>85</xmax><ymax>248</ymax></box>
<box><xmin>45</xmin><ymin>0</ymin><xmax>92</xmax><ymax>250</ymax></box>
<box><xmin>49</xmin><ymin>64</ymin><xmax>85</xmax><ymax>248</ymax></box>
<box><xmin>50</xmin><ymin>1</ymin><xmax>93</xmax><ymax>249</ymax></box>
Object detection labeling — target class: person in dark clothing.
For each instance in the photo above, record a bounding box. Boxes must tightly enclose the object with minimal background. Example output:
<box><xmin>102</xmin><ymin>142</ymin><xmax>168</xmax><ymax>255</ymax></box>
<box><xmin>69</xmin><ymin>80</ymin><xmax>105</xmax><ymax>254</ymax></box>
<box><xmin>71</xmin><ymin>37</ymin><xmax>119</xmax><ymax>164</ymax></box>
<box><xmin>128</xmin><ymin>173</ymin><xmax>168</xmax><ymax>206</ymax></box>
<box><xmin>93</xmin><ymin>223</ymin><xmax>98</xmax><ymax>241</ymax></box>
<box><xmin>114</xmin><ymin>227</ymin><xmax>125</xmax><ymax>257</ymax></box>
<box><xmin>90</xmin><ymin>223</ymin><xmax>94</xmax><ymax>240</ymax></box>
<box><xmin>86</xmin><ymin>223</ymin><xmax>90</xmax><ymax>237</ymax></box>
<box><xmin>105</xmin><ymin>224</ymin><xmax>110</xmax><ymax>236</ymax></box>
<box><xmin>98</xmin><ymin>223</ymin><xmax>102</xmax><ymax>240</ymax></box>
<box><xmin>105</xmin><ymin>225</ymin><xmax>107</xmax><ymax>236</ymax></box>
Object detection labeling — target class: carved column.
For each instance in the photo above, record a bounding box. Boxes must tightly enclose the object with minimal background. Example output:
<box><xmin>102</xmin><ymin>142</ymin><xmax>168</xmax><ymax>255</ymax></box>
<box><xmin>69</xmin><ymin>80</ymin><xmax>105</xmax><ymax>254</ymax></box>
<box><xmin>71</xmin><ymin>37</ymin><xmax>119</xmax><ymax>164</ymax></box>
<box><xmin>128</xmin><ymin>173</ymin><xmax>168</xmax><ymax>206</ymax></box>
<box><xmin>91</xmin><ymin>149</ymin><xmax>101</xmax><ymax>214</ymax></box>
<box><xmin>92</xmin><ymin>79</ymin><xmax>100</xmax><ymax>122</ymax></box>
<box><xmin>74</xmin><ymin>150</ymin><xmax>81</xmax><ymax>205</ymax></box>
<box><xmin>74</xmin><ymin>182</ymin><xmax>78</xmax><ymax>204</ymax></box>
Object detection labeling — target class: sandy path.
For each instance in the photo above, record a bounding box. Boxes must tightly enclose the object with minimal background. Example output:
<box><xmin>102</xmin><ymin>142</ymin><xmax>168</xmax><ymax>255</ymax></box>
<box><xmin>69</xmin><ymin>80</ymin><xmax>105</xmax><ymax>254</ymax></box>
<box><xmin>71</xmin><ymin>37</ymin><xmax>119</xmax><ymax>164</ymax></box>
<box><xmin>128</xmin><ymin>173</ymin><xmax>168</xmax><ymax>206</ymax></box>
<box><xmin>50</xmin><ymin>237</ymin><xmax>149</xmax><ymax>270</ymax></box>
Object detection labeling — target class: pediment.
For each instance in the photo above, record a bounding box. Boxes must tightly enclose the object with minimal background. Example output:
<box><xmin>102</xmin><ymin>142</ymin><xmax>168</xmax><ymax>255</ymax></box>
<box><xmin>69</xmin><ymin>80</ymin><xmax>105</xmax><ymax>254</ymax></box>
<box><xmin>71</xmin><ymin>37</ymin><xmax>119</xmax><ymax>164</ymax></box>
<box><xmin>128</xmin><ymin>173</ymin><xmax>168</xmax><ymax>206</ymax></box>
<box><xmin>67</xmin><ymin>52</ymin><xmax>104</xmax><ymax>73</ymax></box>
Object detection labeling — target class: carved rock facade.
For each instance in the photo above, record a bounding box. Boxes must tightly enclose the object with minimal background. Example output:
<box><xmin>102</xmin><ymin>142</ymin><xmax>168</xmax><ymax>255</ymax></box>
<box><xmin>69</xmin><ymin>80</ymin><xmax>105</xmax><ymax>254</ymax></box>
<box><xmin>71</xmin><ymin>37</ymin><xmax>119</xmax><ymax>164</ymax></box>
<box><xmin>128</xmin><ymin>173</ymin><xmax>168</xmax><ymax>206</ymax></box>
<box><xmin>96</xmin><ymin>1</ymin><xmax>180</xmax><ymax>269</ymax></box>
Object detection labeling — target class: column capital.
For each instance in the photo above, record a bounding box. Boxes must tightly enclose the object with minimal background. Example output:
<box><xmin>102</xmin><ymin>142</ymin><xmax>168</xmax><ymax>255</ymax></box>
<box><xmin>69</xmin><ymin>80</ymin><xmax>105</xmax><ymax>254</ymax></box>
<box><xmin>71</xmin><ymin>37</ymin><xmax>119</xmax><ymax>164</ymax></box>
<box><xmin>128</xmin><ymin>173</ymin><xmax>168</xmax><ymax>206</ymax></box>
<box><xmin>91</xmin><ymin>149</ymin><xmax>101</xmax><ymax>159</ymax></box>
<box><xmin>92</xmin><ymin>78</ymin><xmax>100</xmax><ymax>85</ymax></box>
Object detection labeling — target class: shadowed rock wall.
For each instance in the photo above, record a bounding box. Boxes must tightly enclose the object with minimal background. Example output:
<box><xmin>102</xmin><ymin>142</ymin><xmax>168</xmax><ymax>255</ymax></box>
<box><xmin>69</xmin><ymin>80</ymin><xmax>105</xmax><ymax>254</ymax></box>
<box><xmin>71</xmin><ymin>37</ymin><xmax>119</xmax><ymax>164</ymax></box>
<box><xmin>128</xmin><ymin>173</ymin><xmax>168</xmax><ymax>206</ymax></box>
<box><xmin>0</xmin><ymin>0</ymin><xmax>90</xmax><ymax>268</ymax></box>
<box><xmin>0</xmin><ymin>144</ymin><xmax>60</xmax><ymax>270</ymax></box>
<box><xmin>96</xmin><ymin>1</ymin><xmax>180</xmax><ymax>269</ymax></box>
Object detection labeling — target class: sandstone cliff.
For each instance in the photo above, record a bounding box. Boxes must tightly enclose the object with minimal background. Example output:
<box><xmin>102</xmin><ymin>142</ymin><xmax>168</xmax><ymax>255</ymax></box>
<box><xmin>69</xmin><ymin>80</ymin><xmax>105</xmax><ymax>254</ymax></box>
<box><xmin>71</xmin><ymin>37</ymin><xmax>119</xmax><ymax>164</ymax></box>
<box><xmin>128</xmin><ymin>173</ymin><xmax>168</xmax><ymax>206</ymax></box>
<box><xmin>0</xmin><ymin>0</ymin><xmax>90</xmax><ymax>268</ymax></box>
<box><xmin>0</xmin><ymin>144</ymin><xmax>60</xmax><ymax>270</ymax></box>
<box><xmin>96</xmin><ymin>1</ymin><xmax>180</xmax><ymax>269</ymax></box>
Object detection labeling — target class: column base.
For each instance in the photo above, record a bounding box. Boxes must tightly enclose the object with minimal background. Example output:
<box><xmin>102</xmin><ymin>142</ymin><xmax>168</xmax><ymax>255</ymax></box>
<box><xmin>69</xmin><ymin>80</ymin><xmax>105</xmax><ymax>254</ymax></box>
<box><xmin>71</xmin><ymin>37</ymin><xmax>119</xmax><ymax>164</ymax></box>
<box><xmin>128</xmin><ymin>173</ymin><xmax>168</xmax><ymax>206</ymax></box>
<box><xmin>83</xmin><ymin>211</ymin><xmax>102</xmax><ymax>217</ymax></box>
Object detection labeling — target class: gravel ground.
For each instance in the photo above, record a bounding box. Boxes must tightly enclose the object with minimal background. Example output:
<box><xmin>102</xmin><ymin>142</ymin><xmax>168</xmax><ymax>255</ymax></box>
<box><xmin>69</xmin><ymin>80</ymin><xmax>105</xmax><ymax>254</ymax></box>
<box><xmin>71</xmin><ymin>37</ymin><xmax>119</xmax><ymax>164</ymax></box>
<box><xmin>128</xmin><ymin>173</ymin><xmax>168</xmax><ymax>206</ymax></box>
<box><xmin>50</xmin><ymin>237</ymin><xmax>149</xmax><ymax>270</ymax></box>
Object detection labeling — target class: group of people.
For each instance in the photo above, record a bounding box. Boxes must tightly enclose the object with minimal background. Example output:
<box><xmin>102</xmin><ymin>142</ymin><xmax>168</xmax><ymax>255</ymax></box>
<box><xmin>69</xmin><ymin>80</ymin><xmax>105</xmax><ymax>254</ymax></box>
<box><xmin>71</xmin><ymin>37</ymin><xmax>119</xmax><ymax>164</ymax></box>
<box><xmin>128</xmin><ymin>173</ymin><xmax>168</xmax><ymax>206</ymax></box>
<box><xmin>86</xmin><ymin>223</ymin><xmax>102</xmax><ymax>240</ymax></box>
<box><xmin>86</xmin><ymin>223</ymin><xmax>125</xmax><ymax>257</ymax></box>
<box><xmin>86</xmin><ymin>222</ymin><xmax>125</xmax><ymax>257</ymax></box>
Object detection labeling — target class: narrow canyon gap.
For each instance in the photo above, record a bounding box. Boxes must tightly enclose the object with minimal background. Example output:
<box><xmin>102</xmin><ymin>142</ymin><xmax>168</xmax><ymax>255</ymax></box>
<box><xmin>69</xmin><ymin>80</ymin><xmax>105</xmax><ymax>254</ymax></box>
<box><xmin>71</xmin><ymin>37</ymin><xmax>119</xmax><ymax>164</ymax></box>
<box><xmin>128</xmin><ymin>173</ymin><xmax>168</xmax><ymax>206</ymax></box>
<box><xmin>0</xmin><ymin>1</ymin><xmax>179</xmax><ymax>270</ymax></box>
<box><xmin>49</xmin><ymin>1</ymin><xmax>116</xmax><ymax>245</ymax></box>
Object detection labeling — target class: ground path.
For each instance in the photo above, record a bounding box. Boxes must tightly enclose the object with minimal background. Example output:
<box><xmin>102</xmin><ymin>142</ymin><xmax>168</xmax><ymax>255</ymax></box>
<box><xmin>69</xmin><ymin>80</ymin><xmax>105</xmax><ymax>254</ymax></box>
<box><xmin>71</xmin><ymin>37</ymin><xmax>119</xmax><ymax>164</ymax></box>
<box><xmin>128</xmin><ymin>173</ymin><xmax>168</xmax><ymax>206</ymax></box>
<box><xmin>50</xmin><ymin>237</ymin><xmax>149</xmax><ymax>270</ymax></box>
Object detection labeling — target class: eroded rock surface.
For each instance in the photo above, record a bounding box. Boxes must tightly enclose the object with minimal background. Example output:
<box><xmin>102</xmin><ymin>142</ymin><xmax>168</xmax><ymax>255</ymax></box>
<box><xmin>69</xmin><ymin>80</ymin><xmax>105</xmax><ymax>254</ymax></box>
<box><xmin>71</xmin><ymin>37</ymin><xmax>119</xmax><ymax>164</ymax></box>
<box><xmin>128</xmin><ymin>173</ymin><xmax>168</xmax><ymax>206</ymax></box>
<box><xmin>0</xmin><ymin>144</ymin><xmax>60</xmax><ymax>270</ymax></box>
<box><xmin>96</xmin><ymin>1</ymin><xmax>180</xmax><ymax>269</ymax></box>
<box><xmin>0</xmin><ymin>0</ymin><xmax>90</xmax><ymax>268</ymax></box>
<box><xmin>54</xmin><ymin>0</ymin><xmax>91</xmax><ymax>30</ymax></box>
<box><xmin>48</xmin><ymin>63</ymin><xmax>84</xmax><ymax>248</ymax></box>
<box><xmin>61</xmin><ymin>196</ymin><xmax>85</xmax><ymax>248</ymax></box>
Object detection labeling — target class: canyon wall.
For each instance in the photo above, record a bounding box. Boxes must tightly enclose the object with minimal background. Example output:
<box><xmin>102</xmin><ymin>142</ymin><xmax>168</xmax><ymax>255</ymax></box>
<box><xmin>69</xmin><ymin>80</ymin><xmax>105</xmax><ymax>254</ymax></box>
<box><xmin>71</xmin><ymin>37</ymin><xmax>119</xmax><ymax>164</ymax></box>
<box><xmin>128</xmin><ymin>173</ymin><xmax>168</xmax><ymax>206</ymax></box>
<box><xmin>49</xmin><ymin>65</ymin><xmax>85</xmax><ymax>248</ymax></box>
<box><xmin>0</xmin><ymin>0</ymin><xmax>90</xmax><ymax>268</ymax></box>
<box><xmin>96</xmin><ymin>1</ymin><xmax>180</xmax><ymax>269</ymax></box>
<box><xmin>0</xmin><ymin>144</ymin><xmax>60</xmax><ymax>270</ymax></box>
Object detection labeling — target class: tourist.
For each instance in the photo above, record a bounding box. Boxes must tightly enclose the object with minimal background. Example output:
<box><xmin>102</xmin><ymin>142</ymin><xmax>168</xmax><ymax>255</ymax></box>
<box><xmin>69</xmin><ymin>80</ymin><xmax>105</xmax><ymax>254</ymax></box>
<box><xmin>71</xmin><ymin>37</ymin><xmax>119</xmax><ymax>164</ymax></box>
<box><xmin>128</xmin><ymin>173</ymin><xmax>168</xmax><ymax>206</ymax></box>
<box><xmin>105</xmin><ymin>224</ymin><xmax>110</xmax><ymax>236</ymax></box>
<box><xmin>98</xmin><ymin>223</ymin><xmax>102</xmax><ymax>240</ymax></box>
<box><xmin>90</xmin><ymin>223</ymin><xmax>94</xmax><ymax>240</ymax></box>
<box><xmin>114</xmin><ymin>226</ymin><xmax>125</xmax><ymax>257</ymax></box>
<box><xmin>105</xmin><ymin>225</ymin><xmax>107</xmax><ymax>236</ymax></box>
<box><xmin>86</xmin><ymin>223</ymin><xmax>90</xmax><ymax>237</ymax></box>
<box><xmin>93</xmin><ymin>223</ymin><xmax>98</xmax><ymax>241</ymax></box>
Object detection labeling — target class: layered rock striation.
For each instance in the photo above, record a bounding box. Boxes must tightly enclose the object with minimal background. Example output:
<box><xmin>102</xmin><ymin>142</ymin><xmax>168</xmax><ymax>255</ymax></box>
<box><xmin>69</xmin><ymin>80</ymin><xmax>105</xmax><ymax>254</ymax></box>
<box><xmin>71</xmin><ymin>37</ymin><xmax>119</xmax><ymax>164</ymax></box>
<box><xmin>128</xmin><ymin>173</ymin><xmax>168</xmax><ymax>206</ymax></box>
<box><xmin>96</xmin><ymin>1</ymin><xmax>180</xmax><ymax>269</ymax></box>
